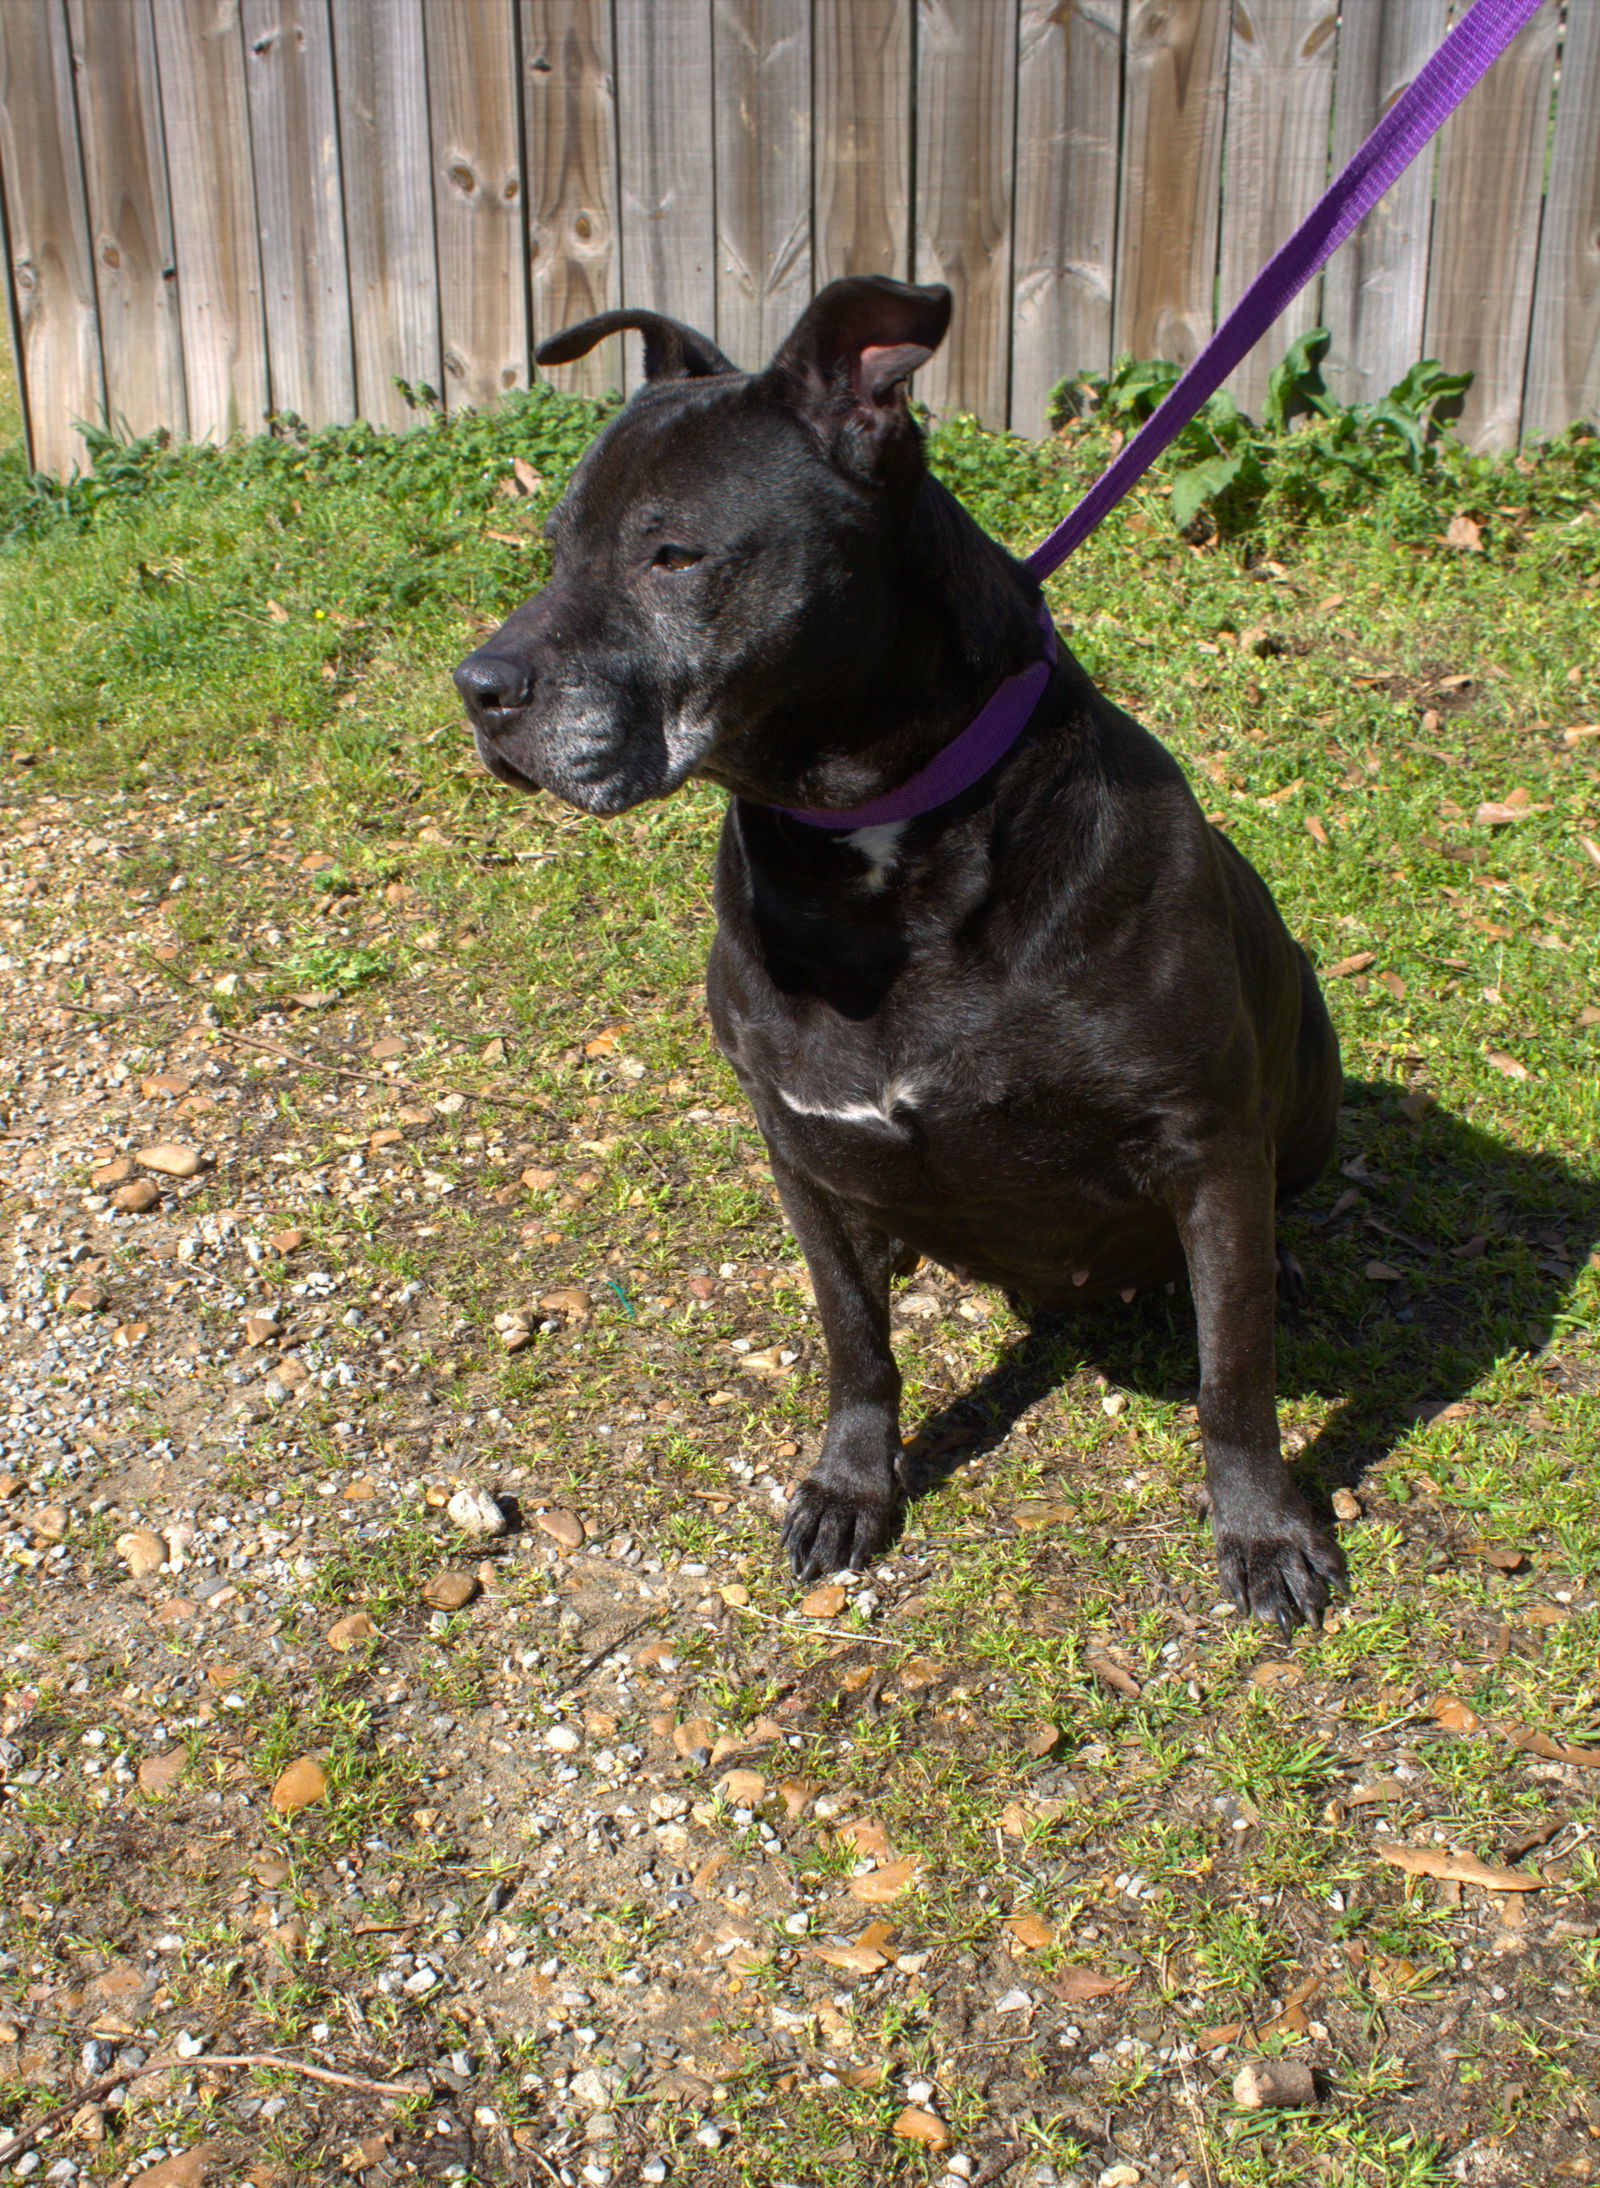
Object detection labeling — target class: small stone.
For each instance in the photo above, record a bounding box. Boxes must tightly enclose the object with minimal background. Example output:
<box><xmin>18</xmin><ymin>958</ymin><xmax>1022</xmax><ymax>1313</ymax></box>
<box><xmin>1098</xmin><ymin>2169</ymin><xmax>1141</xmax><ymax>2188</ymax></box>
<box><xmin>116</xmin><ymin>1527</ymin><xmax>167</xmax><ymax>1578</ymax></box>
<box><xmin>137</xmin><ymin>1142</ymin><xmax>203</xmax><ymax>1178</ymax></box>
<box><xmin>270</xmin><ymin>1756</ymin><xmax>329</xmax><ymax>1814</ymax></box>
<box><xmin>537</xmin><ymin>1507</ymin><xmax>585</xmax><ymax>1549</ymax></box>
<box><xmin>242</xmin><ymin>1314</ymin><xmax>280</xmax><ymax>1347</ymax></box>
<box><xmin>91</xmin><ymin>1156</ymin><xmax>134</xmax><ymax>1187</ymax></box>
<box><xmin>253</xmin><ymin>1855</ymin><xmax>292</xmax><ymax>1886</ymax></box>
<box><xmin>567</xmin><ymin>2068</ymin><xmax>617</xmax><ymax>2113</ymax></box>
<box><xmin>447</xmin><ymin>1486</ymin><xmax>507</xmax><ymax>1538</ymax></box>
<box><xmin>539</xmin><ymin>1287</ymin><xmax>591</xmax><ymax>1320</ymax></box>
<box><xmin>112</xmin><ymin>1178</ymin><xmax>161</xmax><ymax>1213</ymax></box>
<box><xmin>800</xmin><ymin>1582</ymin><xmax>848</xmax><ymax>1618</ymax></box>
<box><xmin>402</xmin><ymin>1965</ymin><xmax>440</xmax><ymax>1995</ymax></box>
<box><xmin>141</xmin><ymin>1073</ymin><xmax>190</xmax><ymax>1099</ymax></box>
<box><xmin>1232</xmin><ymin>2058</ymin><xmax>1317</xmax><ymax>2110</ymax></box>
<box><xmin>545</xmin><ymin>1724</ymin><xmax>582</xmax><ymax>1753</ymax></box>
<box><xmin>1331</xmin><ymin>1488</ymin><xmax>1361</xmax><ymax>1523</ymax></box>
<box><xmin>30</xmin><ymin>1504</ymin><xmax>68</xmax><ymax>1541</ymax></box>
<box><xmin>326</xmin><ymin>1612</ymin><xmax>378</xmax><ymax>1651</ymax></box>
<box><xmin>423</xmin><ymin>1569</ymin><xmax>479</xmax><ymax>1612</ymax></box>
<box><xmin>138</xmin><ymin>1749</ymin><xmax>187</xmax><ymax>1797</ymax></box>
<box><xmin>270</xmin><ymin>1228</ymin><xmax>306</xmax><ymax>1254</ymax></box>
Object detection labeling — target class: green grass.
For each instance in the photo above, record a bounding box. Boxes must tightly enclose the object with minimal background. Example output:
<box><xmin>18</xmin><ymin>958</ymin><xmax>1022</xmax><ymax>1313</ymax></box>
<box><xmin>0</xmin><ymin>348</ymin><xmax>1597</xmax><ymax>2187</ymax></box>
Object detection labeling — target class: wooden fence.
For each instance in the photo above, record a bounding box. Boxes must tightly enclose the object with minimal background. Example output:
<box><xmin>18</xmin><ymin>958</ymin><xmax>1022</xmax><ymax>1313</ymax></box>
<box><xmin>0</xmin><ymin>0</ymin><xmax>1596</xmax><ymax>478</ymax></box>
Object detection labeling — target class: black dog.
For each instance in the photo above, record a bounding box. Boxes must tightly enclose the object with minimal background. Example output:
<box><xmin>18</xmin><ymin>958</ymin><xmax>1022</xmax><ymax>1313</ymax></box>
<box><xmin>455</xmin><ymin>277</ymin><xmax>1345</xmax><ymax>1634</ymax></box>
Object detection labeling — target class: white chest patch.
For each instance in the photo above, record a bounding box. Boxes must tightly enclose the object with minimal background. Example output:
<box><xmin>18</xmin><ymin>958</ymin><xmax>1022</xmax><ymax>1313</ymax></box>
<box><xmin>844</xmin><ymin>820</ymin><xmax>906</xmax><ymax>892</ymax></box>
<box><xmin>775</xmin><ymin>1075</ymin><xmax>922</xmax><ymax>1132</ymax></box>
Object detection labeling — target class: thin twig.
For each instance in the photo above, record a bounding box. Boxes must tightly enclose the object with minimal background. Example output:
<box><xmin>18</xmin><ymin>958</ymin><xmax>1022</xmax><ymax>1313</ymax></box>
<box><xmin>216</xmin><ymin>1023</ymin><xmax>533</xmax><ymax>1111</ymax></box>
<box><xmin>0</xmin><ymin>2049</ymin><xmax>429</xmax><ymax>2168</ymax></box>
<box><xmin>729</xmin><ymin>1601</ymin><xmax>899</xmax><ymax>1646</ymax></box>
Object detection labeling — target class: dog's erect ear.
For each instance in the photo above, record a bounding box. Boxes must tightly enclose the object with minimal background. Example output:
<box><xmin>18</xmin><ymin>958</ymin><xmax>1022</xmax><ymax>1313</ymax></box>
<box><xmin>536</xmin><ymin>310</ymin><xmax>738</xmax><ymax>384</ymax></box>
<box><xmin>769</xmin><ymin>277</ymin><xmax>952</xmax><ymax>479</ymax></box>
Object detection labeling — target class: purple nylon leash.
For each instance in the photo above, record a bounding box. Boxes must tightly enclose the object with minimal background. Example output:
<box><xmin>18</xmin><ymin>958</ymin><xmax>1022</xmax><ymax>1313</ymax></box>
<box><xmin>1025</xmin><ymin>0</ymin><xmax>1544</xmax><ymax>581</ymax></box>
<box><xmin>782</xmin><ymin>0</ymin><xmax>1542</xmax><ymax>830</ymax></box>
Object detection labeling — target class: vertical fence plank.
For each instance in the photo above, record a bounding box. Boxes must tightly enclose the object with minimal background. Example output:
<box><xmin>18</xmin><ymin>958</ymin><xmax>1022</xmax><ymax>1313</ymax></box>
<box><xmin>0</xmin><ymin>0</ymin><xmax>103</xmax><ymax>475</ymax></box>
<box><xmin>332</xmin><ymin>0</ymin><xmax>439</xmax><ymax>430</ymax></box>
<box><xmin>813</xmin><ymin>0</ymin><xmax>912</xmax><ymax>288</ymax></box>
<box><xmin>1321</xmin><ymin>0</ymin><xmax>1449</xmax><ymax>409</ymax></box>
<box><xmin>1523</xmin><ymin>1</ymin><xmax>1600</xmax><ymax>443</ymax></box>
<box><xmin>523</xmin><ymin>0</ymin><xmax>619</xmax><ymax>394</ymax></box>
<box><xmin>241</xmin><ymin>0</ymin><xmax>355</xmax><ymax>425</ymax></box>
<box><xmin>66</xmin><ymin>0</ymin><xmax>186</xmax><ymax>445</ymax></box>
<box><xmin>913</xmin><ymin>0</ymin><xmax>1017</xmax><ymax>426</ymax></box>
<box><xmin>1011</xmin><ymin>0</ymin><xmax>1124</xmax><ymax>435</ymax></box>
<box><xmin>1115</xmin><ymin>0</ymin><xmax>1231</xmax><ymax>368</ymax></box>
<box><xmin>1217</xmin><ymin>0</ymin><xmax>1337</xmax><ymax>418</ymax></box>
<box><xmin>1425</xmin><ymin>0</ymin><xmax>1559</xmax><ymax>452</ymax></box>
<box><xmin>151</xmin><ymin>0</ymin><xmax>267</xmax><ymax>444</ymax></box>
<box><xmin>426</xmin><ymin>0</ymin><xmax>527</xmax><ymax>414</ymax></box>
<box><xmin>713</xmin><ymin>0</ymin><xmax>810</xmax><ymax>370</ymax></box>
<box><xmin>614</xmin><ymin>0</ymin><xmax>715</xmax><ymax>390</ymax></box>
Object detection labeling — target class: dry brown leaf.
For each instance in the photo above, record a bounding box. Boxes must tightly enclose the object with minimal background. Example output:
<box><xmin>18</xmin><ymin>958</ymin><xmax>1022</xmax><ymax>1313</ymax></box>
<box><xmin>840</xmin><ymin>1817</ymin><xmax>895</xmax><ymax>1862</ymax></box>
<box><xmin>271</xmin><ymin>1755</ymin><xmax>329</xmax><ymax>1814</ymax></box>
<box><xmin>1001</xmin><ymin>1909</ymin><xmax>1056</xmax><ymax>1952</ymax></box>
<box><xmin>137</xmin><ymin>1748</ymin><xmax>187</xmax><ymax>1797</ymax></box>
<box><xmin>1051</xmin><ymin>1965</ymin><xmax>1133</xmax><ymax>2003</ymax></box>
<box><xmin>809</xmin><ymin>1937</ymin><xmax>890</xmax><ymax>1975</ymax></box>
<box><xmin>1304</xmin><ymin>814</ymin><xmax>1331</xmax><ymax>847</ymax></box>
<box><xmin>1507</xmin><ymin>1726</ymin><xmax>1600</xmax><ymax>1768</ymax></box>
<box><xmin>1348</xmin><ymin>1776</ymin><xmax>1406</xmax><ymax>1806</ymax></box>
<box><xmin>849</xmin><ymin>1858</ymin><xmax>923</xmax><ymax>1904</ymax></box>
<box><xmin>1486</xmin><ymin>1050</ymin><xmax>1529</xmax><ymax>1081</ymax></box>
<box><xmin>1085</xmin><ymin>1650</ymin><xmax>1141</xmax><ymax>1700</ymax></box>
<box><xmin>1364</xmin><ymin>1260</ymin><xmax>1402</xmax><ymax>1283</ymax></box>
<box><xmin>1442</xmin><ymin>512</ymin><xmax>1484</xmax><ymax>550</ymax></box>
<box><xmin>672</xmin><ymin>1716</ymin><xmax>716</xmax><ymax>1757</ymax></box>
<box><xmin>893</xmin><ymin>2106</ymin><xmax>950</xmax><ymax>2152</ymax></box>
<box><xmin>1196</xmin><ymin>2019</ymin><xmax>1244</xmax><ymax>2050</ymax></box>
<box><xmin>800</xmin><ymin>1582</ymin><xmax>848</xmax><ymax>1618</ymax></box>
<box><xmin>1433</xmin><ymin>1695</ymin><xmax>1482</xmax><ymax>1734</ymax></box>
<box><xmin>1378</xmin><ymin>1843</ymin><xmax>1544</xmax><ymax>1891</ymax></box>
<box><xmin>1325</xmin><ymin>950</ymin><xmax>1377</xmax><ymax>978</ymax></box>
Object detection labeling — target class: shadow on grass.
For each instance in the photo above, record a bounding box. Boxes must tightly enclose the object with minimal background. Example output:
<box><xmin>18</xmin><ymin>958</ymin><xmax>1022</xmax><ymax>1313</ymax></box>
<box><xmin>901</xmin><ymin>1075</ymin><xmax>1600</xmax><ymax>1505</ymax></box>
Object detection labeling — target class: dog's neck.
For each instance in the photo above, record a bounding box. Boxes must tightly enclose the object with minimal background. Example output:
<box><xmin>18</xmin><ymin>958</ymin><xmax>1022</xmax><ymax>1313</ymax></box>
<box><xmin>701</xmin><ymin>475</ymin><xmax>1054</xmax><ymax>818</ymax></box>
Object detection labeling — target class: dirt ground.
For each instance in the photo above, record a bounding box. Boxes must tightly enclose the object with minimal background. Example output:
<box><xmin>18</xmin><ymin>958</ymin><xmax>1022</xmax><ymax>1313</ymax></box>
<box><xmin>3</xmin><ymin>775</ymin><xmax>1599</xmax><ymax>2188</ymax></box>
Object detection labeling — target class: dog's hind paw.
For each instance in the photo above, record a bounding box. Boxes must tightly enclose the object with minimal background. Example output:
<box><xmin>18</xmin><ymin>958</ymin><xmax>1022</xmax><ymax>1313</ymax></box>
<box><xmin>782</xmin><ymin>1478</ymin><xmax>900</xmax><ymax>1583</ymax></box>
<box><xmin>1213</xmin><ymin>1502</ymin><xmax>1346</xmax><ymax>1638</ymax></box>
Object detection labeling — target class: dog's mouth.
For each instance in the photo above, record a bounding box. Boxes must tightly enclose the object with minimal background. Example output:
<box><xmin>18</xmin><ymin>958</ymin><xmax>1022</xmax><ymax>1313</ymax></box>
<box><xmin>468</xmin><ymin>717</ymin><xmax>675</xmax><ymax>818</ymax></box>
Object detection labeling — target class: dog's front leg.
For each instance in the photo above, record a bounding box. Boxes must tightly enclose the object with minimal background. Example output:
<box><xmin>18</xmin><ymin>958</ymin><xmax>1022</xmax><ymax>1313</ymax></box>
<box><xmin>769</xmin><ymin>1154</ymin><xmax>904</xmax><ymax>1581</ymax></box>
<box><xmin>1173</xmin><ymin>1145</ymin><xmax>1345</xmax><ymax>1635</ymax></box>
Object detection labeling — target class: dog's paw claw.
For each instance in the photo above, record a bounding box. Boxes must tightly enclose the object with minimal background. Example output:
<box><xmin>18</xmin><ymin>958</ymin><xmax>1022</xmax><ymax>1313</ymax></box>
<box><xmin>782</xmin><ymin>1479</ymin><xmax>898</xmax><ymax>1583</ymax></box>
<box><xmin>1214</xmin><ymin>1506</ymin><xmax>1345</xmax><ymax>1636</ymax></box>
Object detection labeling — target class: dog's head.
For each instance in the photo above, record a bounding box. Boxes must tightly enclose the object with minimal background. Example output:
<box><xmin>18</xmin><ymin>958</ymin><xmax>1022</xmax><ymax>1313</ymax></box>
<box><xmin>453</xmin><ymin>277</ymin><xmax>952</xmax><ymax>815</ymax></box>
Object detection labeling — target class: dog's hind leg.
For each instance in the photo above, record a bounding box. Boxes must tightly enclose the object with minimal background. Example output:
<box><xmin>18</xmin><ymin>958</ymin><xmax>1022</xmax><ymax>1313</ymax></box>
<box><xmin>768</xmin><ymin>1154</ymin><xmax>906</xmax><ymax>1581</ymax></box>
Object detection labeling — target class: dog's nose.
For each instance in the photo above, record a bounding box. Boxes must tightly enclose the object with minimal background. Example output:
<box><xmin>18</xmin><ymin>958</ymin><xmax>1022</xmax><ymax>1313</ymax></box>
<box><xmin>454</xmin><ymin>652</ymin><xmax>532</xmax><ymax>716</ymax></box>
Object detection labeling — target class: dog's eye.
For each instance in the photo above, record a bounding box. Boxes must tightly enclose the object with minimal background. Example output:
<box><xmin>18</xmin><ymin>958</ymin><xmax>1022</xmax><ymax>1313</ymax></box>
<box><xmin>652</xmin><ymin>545</ymin><xmax>703</xmax><ymax>572</ymax></box>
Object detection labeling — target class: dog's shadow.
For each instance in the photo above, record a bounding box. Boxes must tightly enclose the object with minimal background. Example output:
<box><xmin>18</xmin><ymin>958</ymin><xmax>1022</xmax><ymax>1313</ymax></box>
<box><xmin>902</xmin><ymin>1076</ymin><xmax>1600</xmax><ymax>1505</ymax></box>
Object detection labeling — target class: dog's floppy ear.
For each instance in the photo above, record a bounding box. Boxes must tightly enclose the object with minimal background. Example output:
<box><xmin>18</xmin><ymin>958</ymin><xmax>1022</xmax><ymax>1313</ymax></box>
<box><xmin>769</xmin><ymin>276</ymin><xmax>952</xmax><ymax>480</ymax></box>
<box><xmin>536</xmin><ymin>310</ymin><xmax>738</xmax><ymax>384</ymax></box>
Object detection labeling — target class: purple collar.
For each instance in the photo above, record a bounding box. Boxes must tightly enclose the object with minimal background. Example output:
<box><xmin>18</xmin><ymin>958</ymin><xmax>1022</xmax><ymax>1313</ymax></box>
<box><xmin>775</xmin><ymin>605</ymin><xmax>1058</xmax><ymax>830</ymax></box>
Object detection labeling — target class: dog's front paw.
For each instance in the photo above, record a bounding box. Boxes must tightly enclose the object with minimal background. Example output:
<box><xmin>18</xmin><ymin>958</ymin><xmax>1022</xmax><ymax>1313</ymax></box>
<box><xmin>782</xmin><ymin>1477</ymin><xmax>900</xmax><ymax>1583</ymax></box>
<box><xmin>1212</xmin><ymin>1495</ymin><xmax>1346</xmax><ymax>1638</ymax></box>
